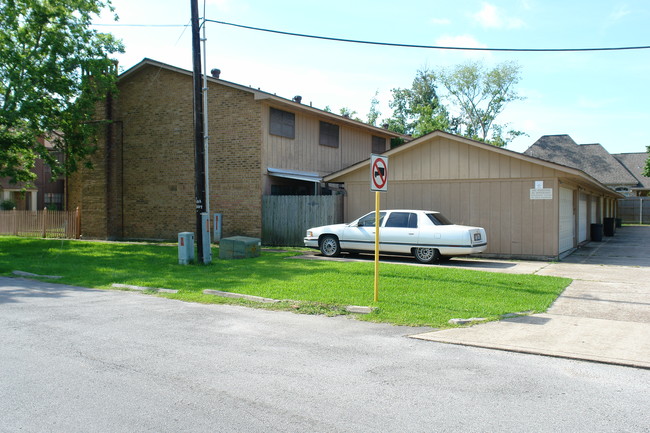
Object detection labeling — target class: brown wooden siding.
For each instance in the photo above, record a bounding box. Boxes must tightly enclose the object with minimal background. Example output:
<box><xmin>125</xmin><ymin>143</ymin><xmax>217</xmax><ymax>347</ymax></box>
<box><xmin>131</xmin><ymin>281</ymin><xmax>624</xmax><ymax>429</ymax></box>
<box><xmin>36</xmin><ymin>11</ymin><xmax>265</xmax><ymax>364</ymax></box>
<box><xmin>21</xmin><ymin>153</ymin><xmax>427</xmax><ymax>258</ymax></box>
<box><xmin>262</xmin><ymin>103</ymin><xmax>391</xmax><ymax>176</ymax></box>
<box><xmin>337</xmin><ymin>136</ymin><xmax>567</xmax><ymax>258</ymax></box>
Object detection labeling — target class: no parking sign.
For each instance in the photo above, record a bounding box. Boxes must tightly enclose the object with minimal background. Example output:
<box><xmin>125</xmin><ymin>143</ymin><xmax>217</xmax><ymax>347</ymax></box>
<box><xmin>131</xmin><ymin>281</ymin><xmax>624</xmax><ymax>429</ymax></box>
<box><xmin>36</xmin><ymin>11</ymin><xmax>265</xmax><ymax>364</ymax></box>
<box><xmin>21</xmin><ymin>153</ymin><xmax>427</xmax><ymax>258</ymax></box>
<box><xmin>370</xmin><ymin>154</ymin><xmax>388</xmax><ymax>191</ymax></box>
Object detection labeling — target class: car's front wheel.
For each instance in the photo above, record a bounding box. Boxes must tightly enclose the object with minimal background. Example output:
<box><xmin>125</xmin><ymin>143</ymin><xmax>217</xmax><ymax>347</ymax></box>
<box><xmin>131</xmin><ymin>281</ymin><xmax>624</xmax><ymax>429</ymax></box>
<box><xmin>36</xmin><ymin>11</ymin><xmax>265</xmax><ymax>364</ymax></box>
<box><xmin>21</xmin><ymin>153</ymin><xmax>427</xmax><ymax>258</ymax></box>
<box><xmin>414</xmin><ymin>247</ymin><xmax>440</xmax><ymax>264</ymax></box>
<box><xmin>319</xmin><ymin>235</ymin><xmax>341</xmax><ymax>257</ymax></box>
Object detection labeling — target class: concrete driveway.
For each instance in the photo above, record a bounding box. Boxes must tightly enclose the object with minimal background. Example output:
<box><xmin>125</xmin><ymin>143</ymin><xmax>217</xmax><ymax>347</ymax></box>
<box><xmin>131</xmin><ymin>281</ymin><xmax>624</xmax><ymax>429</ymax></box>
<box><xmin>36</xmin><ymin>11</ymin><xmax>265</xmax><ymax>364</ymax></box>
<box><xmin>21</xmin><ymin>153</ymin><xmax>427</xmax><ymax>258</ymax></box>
<box><xmin>412</xmin><ymin>226</ymin><xmax>650</xmax><ymax>369</ymax></box>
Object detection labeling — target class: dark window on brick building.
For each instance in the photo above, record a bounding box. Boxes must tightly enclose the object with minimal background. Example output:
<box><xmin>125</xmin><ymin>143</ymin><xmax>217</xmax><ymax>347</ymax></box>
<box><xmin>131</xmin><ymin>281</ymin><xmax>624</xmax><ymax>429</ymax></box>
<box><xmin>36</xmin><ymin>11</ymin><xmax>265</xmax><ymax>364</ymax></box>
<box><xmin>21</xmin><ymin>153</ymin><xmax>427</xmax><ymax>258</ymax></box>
<box><xmin>319</xmin><ymin>121</ymin><xmax>339</xmax><ymax>148</ymax></box>
<box><xmin>372</xmin><ymin>135</ymin><xmax>386</xmax><ymax>153</ymax></box>
<box><xmin>44</xmin><ymin>193</ymin><xmax>63</xmax><ymax>210</ymax></box>
<box><xmin>270</xmin><ymin>107</ymin><xmax>295</xmax><ymax>138</ymax></box>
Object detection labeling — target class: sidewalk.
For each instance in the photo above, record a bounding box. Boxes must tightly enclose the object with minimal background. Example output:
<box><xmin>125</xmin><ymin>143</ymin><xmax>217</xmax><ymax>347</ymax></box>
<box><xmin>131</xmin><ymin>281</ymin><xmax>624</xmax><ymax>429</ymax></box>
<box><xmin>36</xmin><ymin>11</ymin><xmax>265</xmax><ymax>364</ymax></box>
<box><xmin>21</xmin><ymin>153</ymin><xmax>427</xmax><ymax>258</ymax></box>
<box><xmin>412</xmin><ymin>227</ymin><xmax>650</xmax><ymax>369</ymax></box>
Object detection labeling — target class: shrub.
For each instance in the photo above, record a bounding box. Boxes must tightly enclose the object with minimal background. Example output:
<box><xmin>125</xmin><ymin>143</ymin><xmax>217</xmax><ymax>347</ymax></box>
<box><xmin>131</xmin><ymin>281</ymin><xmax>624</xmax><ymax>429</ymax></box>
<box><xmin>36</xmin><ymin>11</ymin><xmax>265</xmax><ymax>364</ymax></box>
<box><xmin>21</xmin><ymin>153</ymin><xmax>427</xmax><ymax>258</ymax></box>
<box><xmin>0</xmin><ymin>199</ymin><xmax>16</xmax><ymax>210</ymax></box>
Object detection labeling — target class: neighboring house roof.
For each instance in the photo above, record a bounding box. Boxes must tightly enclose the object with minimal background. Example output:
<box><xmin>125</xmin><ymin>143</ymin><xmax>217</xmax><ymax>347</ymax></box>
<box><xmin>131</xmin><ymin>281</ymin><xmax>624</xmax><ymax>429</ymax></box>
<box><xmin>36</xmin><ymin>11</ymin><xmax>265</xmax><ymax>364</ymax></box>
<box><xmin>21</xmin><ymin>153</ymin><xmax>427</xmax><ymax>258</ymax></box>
<box><xmin>119</xmin><ymin>58</ymin><xmax>407</xmax><ymax>140</ymax></box>
<box><xmin>613</xmin><ymin>153</ymin><xmax>650</xmax><ymax>190</ymax></box>
<box><xmin>325</xmin><ymin>130</ymin><xmax>621</xmax><ymax>198</ymax></box>
<box><xmin>523</xmin><ymin>134</ymin><xmax>638</xmax><ymax>186</ymax></box>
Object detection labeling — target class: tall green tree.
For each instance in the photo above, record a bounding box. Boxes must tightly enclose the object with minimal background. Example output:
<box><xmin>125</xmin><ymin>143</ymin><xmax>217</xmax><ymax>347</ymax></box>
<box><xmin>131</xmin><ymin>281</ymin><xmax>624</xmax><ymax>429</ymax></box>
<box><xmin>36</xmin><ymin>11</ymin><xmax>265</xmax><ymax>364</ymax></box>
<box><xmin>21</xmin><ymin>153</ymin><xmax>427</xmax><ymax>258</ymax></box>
<box><xmin>386</xmin><ymin>68</ymin><xmax>449</xmax><ymax>137</ymax></box>
<box><xmin>0</xmin><ymin>0</ymin><xmax>123</xmax><ymax>185</ymax></box>
<box><xmin>643</xmin><ymin>146</ymin><xmax>650</xmax><ymax>177</ymax></box>
<box><xmin>438</xmin><ymin>61</ymin><xmax>524</xmax><ymax>147</ymax></box>
<box><xmin>366</xmin><ymin>90</ymin><xmax>381</xmax><ymax>126</ymax></box>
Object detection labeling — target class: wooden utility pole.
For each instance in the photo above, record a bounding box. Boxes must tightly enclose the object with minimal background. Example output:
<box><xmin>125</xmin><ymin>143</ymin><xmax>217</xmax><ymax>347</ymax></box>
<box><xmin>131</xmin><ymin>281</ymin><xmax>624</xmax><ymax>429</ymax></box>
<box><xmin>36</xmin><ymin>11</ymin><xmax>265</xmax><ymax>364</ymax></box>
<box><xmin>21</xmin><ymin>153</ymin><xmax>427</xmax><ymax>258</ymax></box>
<box><xmin>191</xmin><ymin>0</ymin><xmax>207</xmax><ymax>263</ymax></box>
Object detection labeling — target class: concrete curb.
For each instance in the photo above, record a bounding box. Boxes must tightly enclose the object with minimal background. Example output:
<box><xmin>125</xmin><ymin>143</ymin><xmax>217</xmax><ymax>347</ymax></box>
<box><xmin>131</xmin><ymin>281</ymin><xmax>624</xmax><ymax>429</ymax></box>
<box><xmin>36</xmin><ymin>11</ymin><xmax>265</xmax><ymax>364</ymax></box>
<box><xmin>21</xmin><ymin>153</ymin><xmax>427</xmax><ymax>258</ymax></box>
<box><xmin>112</xmin><ymin>283</ymin><xmax>178</xmax><ymax>294</ymax></box>
<box><xmin>203</xmin><ymin>289</ymin><xmax>280</xmax><ymax>304</ymax></box>
<box><xmin>13</xmin><ymin>270</ymin><xmax>62</xmax><ymax>279</ymax></box>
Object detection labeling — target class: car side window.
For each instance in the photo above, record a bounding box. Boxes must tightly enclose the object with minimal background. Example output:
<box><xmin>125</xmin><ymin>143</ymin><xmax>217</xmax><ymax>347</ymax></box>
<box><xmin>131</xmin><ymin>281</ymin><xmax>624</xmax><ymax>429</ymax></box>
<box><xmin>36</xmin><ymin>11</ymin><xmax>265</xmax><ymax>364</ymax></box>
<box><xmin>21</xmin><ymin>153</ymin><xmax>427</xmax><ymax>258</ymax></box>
<box><xmin>385</xmin><ymin>212</ymin><xmax>417</xmax><ymax>228</ymax></box>
<box><xmin>357</xmin><ymin>212</ymin><xmax>385</xmax><ymax>227</ymax></box>
<box><xmin>408</xmin><ymin>213</ymin><xmax>418</xmax><ymax>228</ymax></box>
<box><xmin>426</xmin><ymin>213</ymin><xmax>453</xmax><ymax>226</ymax></box>
<box><xmin>385</xmin><ymin>212</ymin><xmax>407</xmax><ymax>228</ymax></box>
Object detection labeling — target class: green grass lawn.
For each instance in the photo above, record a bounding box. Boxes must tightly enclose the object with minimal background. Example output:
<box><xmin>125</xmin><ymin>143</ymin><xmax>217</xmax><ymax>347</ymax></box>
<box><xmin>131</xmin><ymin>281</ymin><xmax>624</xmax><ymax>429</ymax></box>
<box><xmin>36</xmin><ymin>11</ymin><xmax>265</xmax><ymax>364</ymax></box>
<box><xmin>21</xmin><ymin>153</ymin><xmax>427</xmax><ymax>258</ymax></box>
<box><xmin>0</xmin><ymin>237</ymin><xmax>571</xmax><ymax>328</ymax></box>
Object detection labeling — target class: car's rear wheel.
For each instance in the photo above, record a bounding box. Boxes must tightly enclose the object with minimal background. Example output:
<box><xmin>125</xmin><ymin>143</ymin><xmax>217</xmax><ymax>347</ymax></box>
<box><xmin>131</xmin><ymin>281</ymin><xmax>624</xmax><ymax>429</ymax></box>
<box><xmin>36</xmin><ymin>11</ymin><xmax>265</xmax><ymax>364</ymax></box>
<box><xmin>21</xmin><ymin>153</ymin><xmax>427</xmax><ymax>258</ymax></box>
<box><xmin>319</xmin><ymin>235</ymin><xmax>341</xmax><ymax>257</ymax></box>
<box><xmin>414</xmin><ymin>247</ymin><xmax>440</xmax><ymax>264</ymax></box>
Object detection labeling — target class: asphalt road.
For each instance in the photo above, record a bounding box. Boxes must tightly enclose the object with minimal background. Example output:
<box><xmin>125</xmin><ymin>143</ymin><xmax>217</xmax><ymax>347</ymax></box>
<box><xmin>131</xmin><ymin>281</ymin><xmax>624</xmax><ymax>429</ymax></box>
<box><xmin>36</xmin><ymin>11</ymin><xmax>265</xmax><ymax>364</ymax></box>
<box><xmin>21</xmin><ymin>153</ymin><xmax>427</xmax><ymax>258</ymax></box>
<box><xmin>1</xmin><ymin>276</ymin><xmax>649</xmax><ymax>433</ymax></box>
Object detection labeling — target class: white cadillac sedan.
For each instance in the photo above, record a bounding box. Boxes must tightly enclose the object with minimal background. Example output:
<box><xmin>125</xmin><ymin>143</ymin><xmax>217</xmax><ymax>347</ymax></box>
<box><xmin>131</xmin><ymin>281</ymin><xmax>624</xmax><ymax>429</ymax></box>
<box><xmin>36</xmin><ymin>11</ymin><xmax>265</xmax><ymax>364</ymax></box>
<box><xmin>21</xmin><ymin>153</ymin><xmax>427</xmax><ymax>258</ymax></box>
<box><xmin>304</xmin><ymin>210</ymin><xmax>487</xmax><ymax>264</ymax></box>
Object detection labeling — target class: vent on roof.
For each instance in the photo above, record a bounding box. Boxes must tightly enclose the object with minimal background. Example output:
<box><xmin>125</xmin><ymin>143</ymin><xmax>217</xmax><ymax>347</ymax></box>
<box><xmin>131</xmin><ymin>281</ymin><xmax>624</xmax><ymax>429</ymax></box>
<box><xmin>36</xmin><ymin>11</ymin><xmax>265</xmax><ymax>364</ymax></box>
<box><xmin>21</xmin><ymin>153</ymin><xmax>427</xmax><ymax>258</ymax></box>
<box><xmin>210</xmin><ymin>68</ymin><xmax>221</xmax><ymax>79</ymax></box>
<box><xmin>293</xmin><ymin>95</ymin><xmax>302</xmax><ymax>104</ymax></box>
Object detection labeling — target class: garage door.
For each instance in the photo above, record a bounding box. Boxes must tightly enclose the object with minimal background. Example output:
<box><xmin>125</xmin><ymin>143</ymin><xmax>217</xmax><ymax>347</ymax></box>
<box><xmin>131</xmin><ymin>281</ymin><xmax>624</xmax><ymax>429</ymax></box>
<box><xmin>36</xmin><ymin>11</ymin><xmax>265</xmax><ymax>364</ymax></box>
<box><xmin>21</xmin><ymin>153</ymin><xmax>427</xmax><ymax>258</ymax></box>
<box><xmin>559</xmin><ymin>187</ymin><xmax>575</xmax><ymax>253</ymax></box>
<box><xmin>578</xmin><ymin>193</ymin><xmax>588</xmax><ymax>243</ymax></box>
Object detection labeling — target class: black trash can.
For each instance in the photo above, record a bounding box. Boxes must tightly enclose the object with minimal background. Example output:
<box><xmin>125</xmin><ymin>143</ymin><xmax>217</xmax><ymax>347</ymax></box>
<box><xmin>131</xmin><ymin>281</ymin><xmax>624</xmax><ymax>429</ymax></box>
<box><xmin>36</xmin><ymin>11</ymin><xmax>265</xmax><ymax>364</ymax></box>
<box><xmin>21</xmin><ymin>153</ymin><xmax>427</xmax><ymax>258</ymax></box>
<box><xmin>590</xmin><ymin>223</ymin><xmax>603</xmax><ymax>242</ymax></box>
<box><xmin>604</xmin><ymin>217</ymin><xmax>616</xmax><ymax>236</ymax></box>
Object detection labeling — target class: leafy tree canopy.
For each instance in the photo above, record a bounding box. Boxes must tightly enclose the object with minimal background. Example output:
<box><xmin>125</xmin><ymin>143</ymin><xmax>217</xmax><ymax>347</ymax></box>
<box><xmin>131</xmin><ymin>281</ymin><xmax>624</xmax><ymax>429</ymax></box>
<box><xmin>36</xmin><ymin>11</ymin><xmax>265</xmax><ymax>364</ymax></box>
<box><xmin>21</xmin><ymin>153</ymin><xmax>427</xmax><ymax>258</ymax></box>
<box><xmin>643</xmin><ymin>146</ymin><xmax>650</xmax><ymax>177</ymax></box>
<box><xmin>0</xmin><ymin>0</ymin><xmax>124</xmax><ymax>186</ymax></box>
<box><xmin>438</xmin><ymin>61</ymin><xmax>525</xmax><ymax>147</ymax></box>
<box><xmin>382</xmin><ymin>61</ymin><xmax>525</xmax><ymax>147</ymax></box>
<box><xmin>387</xmin><ymin>68</ymin><xmax>449</xmax><ymax>137</ymax></box>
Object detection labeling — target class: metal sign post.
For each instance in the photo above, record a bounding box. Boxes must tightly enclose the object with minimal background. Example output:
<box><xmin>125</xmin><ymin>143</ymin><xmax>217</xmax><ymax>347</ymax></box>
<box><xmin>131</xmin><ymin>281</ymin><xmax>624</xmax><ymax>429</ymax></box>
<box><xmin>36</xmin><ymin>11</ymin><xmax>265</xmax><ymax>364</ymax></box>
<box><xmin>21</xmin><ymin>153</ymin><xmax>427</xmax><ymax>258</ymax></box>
<box><xmin>370</xmin><ymin>154</ymin><xmax>388</xmax><ymax>302</ymax></box>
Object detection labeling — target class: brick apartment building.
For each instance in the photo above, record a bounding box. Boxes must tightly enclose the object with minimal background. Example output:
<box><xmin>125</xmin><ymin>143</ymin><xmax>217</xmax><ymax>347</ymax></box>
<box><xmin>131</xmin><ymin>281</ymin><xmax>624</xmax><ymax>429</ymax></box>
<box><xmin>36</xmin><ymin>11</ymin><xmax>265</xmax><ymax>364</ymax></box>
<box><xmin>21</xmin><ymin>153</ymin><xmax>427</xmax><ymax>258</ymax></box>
<box><xmin>1</xmin><ymin>136</ymin><xmax>65</xmax><ymax>211</ymax></box>
<box><xmin>67</xmin><ymin>58</ymin><xmax>400</xmax><ymax>240</ymax></box>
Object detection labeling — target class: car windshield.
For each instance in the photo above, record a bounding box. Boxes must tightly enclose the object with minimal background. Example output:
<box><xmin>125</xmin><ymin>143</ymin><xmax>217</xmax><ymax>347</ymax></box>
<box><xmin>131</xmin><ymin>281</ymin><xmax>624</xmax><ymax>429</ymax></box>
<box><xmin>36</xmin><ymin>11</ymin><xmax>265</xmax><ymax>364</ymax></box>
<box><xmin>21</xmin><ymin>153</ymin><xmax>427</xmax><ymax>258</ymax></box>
<box><xmin>355</xmin><ymin>212</ymin><xmax>386</xmax><ymax>227</ymax></box>
<box><xmin>426</xmin><ymin>212</ymin><xmax>453</xmax><ymax>226</ymax></box>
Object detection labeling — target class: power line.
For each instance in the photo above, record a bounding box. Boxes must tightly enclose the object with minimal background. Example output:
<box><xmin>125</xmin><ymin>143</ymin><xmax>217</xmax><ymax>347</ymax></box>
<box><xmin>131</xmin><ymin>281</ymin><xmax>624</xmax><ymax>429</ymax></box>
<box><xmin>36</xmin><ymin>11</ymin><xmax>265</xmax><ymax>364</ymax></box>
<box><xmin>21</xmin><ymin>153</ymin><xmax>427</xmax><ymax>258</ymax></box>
<box><xmin>94</xmin><ymin>20</ymin><xmax>650</xmax><ymax>52</ymax></box>
<box><xmin>94</xmin><ymin>23</ymin><xmax>189</xmax><ymax>27</ymax></box>
<box><xmin>205</xmin><ymin>19</ymin><xmax>650</xmax><ymax>53</ymax></box>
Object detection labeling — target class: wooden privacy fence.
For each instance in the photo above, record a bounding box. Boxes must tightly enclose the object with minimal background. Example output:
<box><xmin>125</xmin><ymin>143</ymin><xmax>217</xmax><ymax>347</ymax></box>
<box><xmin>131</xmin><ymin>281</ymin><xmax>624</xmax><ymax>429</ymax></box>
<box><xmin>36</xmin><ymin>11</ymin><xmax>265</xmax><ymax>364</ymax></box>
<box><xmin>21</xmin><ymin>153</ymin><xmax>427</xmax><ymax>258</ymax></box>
<box><xmin>0</xmin><ymin>208</ymin><xmax>81</xmax><ymax>239</ymax></box>
<box><xmin>262</xmin><ymin>195</ymin><xmax>344</xmax><ymax>246</ymax></box>
<box><xmin>619</xmin><ymin>198</ymin><xmax>650</xmax><ymax>224</ymax></box>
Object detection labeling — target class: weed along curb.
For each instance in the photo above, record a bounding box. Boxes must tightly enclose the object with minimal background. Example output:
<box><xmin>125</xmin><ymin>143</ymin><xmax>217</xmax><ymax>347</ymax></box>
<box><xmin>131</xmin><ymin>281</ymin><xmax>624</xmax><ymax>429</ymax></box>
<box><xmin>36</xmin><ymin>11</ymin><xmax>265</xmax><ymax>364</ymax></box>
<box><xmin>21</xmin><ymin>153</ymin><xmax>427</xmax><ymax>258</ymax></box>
<box><xmin>112</xmin><ymin>283</ymin><xmax>178</xmax><ymax>294</ymax></box>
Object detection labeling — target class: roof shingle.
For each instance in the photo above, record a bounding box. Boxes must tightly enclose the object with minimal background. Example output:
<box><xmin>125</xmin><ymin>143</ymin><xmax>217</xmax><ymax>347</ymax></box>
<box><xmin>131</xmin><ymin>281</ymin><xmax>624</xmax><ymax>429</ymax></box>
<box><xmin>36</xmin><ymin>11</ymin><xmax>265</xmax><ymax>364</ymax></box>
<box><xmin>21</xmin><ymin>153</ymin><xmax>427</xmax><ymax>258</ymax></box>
<box><xmin>523</xmin><ymin>135</ymin><xmax>638</xmax><ymax>186</ymax></box>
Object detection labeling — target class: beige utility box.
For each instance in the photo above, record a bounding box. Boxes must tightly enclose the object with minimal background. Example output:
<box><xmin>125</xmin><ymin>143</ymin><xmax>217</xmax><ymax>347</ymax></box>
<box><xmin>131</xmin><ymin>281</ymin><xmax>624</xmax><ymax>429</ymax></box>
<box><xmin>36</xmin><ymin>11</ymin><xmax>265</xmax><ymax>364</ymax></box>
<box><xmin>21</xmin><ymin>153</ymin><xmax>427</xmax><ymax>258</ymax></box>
<box><xmin>219</xmin><ymin>236</ymin><xmax>261</xmax><ymax>260</ymax></box>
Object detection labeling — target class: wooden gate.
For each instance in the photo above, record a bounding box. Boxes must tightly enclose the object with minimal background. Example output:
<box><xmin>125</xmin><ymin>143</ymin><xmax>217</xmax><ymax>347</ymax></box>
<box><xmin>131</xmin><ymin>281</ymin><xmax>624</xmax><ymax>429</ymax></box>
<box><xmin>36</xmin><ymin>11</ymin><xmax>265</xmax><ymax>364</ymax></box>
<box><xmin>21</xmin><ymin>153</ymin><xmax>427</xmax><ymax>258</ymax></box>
<box><xmin>619</xmin><ymin>197</ymin><xmax>650</xmax><ymax>224</ymax></box>
<box><xmin>262</xmin><ymin>195</ymin><xmax>344</xmax><ymax>246</ymax></box>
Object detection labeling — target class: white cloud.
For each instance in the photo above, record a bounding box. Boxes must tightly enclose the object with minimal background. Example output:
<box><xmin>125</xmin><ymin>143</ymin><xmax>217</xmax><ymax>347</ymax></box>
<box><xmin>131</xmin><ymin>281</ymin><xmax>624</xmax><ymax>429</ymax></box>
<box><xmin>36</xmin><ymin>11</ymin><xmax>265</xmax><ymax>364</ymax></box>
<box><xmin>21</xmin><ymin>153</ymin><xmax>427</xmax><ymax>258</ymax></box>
<box><xmin>472</xmin><ymin>2</ymin><xmax>526</xmax><ymax>29</ymax></box>
<box><xmin>473</xmin><ymin>3</ymin><xmax>500</xmax><ymax>28</ymax></box>
<box><xmin>431</xmin><ymin>17</ymin><xmax>452</xmax><ymax>25</ymax></box>
<box><xmin>609</xmin><ymin>5</ymin><xmax>631</xmax><ymax>21</ymax></box>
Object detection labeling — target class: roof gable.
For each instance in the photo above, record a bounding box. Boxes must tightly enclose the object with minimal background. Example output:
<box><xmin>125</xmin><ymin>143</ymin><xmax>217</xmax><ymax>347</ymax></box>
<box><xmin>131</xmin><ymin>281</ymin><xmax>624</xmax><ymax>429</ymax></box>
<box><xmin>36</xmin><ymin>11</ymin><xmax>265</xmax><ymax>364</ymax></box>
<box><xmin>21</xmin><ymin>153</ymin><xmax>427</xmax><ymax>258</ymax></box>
<box><xmin>325</xmin><ymin>130</ymin><xmax>616</xmax><ymax>195</ymax></box>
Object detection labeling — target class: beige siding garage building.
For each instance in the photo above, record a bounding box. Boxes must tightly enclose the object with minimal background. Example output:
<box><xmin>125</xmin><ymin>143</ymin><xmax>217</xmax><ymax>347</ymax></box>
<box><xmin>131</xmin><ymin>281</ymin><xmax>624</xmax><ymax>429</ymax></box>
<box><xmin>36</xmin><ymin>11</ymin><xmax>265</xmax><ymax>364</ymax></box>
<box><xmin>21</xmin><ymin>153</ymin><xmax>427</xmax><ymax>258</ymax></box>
<box><xmin>324</xmin><ymin>131</ymin><xmax>621</xmax><ymax>260</ymax></box>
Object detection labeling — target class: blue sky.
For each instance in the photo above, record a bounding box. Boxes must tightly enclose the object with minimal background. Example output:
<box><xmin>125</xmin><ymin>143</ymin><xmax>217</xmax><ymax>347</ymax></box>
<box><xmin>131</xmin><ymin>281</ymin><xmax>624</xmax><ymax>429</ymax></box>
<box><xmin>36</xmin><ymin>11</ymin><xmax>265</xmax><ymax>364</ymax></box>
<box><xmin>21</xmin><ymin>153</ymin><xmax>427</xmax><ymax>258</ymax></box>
<box><xmin>93</xmin><ymin>0</ymin><xmax>650</xmax><ymax>154</ymax></box>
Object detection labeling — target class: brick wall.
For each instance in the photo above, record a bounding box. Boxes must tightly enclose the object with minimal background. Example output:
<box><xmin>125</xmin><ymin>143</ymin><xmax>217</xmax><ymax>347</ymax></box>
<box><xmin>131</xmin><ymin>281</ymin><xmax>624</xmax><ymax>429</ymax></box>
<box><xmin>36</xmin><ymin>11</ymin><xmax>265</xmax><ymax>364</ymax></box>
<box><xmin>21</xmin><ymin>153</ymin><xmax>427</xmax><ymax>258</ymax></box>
<box><xmin>117</xmin><ymin>66</ymin><xmax>195</xmax><ymax>239</ymax></box>
<box><xmin>69</xmin><ymin>63</ymin><xmax>263</xmax><ymax>240</ymax></box>
<box><xmin>66</xmin><ymin>98</ymin><xmax>110</xmax><ymax>238</ymax></box>
<box><xmin>207</xmin><ymin>78</ymin><xmax>262</xmax><ymax>238</ymax></box>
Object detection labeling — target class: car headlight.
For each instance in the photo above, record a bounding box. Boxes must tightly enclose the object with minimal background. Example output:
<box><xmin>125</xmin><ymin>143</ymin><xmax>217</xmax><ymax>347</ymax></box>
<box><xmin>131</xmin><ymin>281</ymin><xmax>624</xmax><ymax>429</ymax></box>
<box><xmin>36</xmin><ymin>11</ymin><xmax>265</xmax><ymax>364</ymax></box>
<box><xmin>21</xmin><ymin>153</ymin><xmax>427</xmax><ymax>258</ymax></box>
<box><xmin>307</xmin><ymin>231</ymin><xmax>313</xmax><ymax>237</ymax></box>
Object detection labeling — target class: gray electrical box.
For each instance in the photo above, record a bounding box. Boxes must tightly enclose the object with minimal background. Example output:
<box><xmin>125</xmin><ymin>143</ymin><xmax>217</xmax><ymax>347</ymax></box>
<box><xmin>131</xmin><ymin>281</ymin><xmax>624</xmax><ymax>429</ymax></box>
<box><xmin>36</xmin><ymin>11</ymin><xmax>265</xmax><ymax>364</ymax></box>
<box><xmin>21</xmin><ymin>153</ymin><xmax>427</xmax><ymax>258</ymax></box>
<box><xmin>201</xmin><ymin>212</ymin><xmax>212</xmax><ymax>264</ymax></box>
<box><xmin>178</xmin><ymin>232</ymin><xmax>194</xmax><ymax>265</ymax></box>
<box><xmin>213</xmin><ymin>212</ymin><xmax>222</xmax><ymax>242</ymax></box>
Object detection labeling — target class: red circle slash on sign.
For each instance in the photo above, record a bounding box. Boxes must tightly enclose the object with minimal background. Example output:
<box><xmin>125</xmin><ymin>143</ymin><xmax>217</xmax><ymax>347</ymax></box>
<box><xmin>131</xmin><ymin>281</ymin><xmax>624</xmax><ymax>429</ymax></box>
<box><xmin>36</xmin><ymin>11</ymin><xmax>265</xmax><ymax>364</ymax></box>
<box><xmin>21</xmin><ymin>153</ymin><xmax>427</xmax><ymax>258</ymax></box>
<box><xmin>372</xmin><ymin>158</ymin><xmax>387</xmax><ymax>190</ymax></box>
